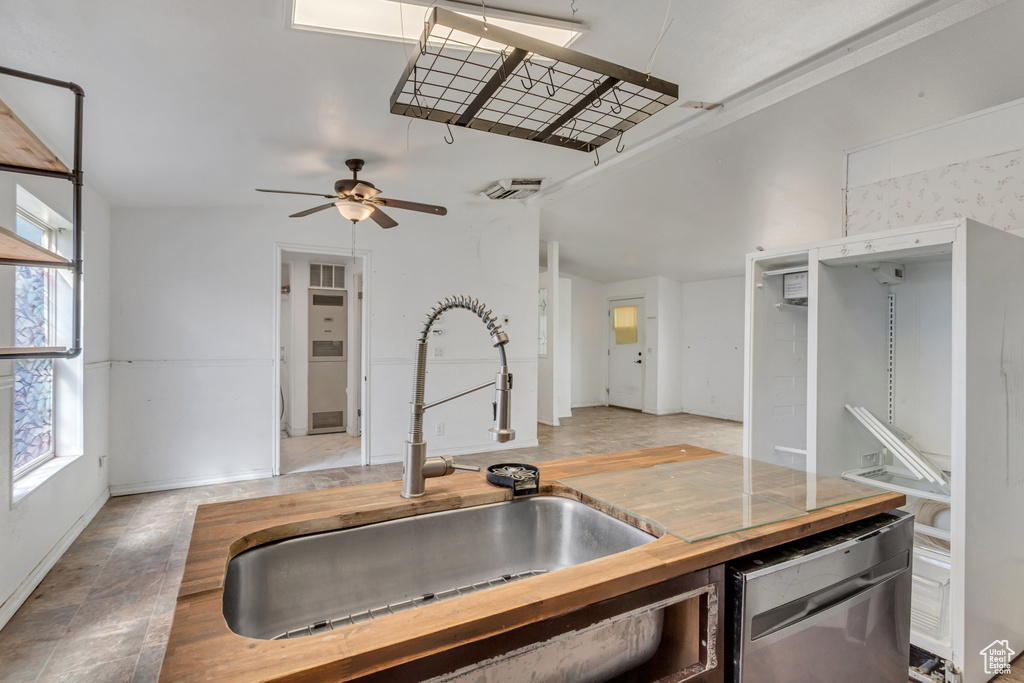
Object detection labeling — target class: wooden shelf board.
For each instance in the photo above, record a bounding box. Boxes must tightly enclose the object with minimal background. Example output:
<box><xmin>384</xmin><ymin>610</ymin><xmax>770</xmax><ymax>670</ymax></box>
<box><xmin>0</xmin><ymin>225</ymin><xmax>70</xmax><ymax>265</ymax></box>
<box><xmin>0</xmin><ymin>95</ymin><xmax>69</xmax><ymax>174</ymax></box>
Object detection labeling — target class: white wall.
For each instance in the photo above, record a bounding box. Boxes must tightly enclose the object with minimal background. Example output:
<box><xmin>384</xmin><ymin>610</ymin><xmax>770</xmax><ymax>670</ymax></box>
<box><xmin>108</xmin><ymin>202</ymin><xmax>540</xmax><ymax>492</ymax></box>
<box><xmin>845</xmin><ymin>95</ymin><xmax>1024</xmax><ymax>235</ymax></box>
<box><xmin>680</xmin><ymin>276</ymin><xmax>745</xmax><ymax>421</ymax></box>
<box><xmin>658</xmin><ymin>277</ymin><xmax>685</xmax><ymax>416</ymax></box>
<box><xmin>564</xmin><ymin>272</ymin><xmax>744</xmax><ymax>422</ymax></box>
<box><xmin>0</xmin><ymin>167</ymin><xmax>112</xmax><ymax>628</ymax></box>
<box><xmin>566</xmin><ymin>272</ymin><xmax>606</xmax><ymax>409</ymax></box>
<box><xmin>557</xmin><ymin>277</ymin><xmax>572</xmax><ymax>419</ymax></box>
<box><xmin>537</xmin><ymin>269</ymin><xmax>554</xmax><ymax>425</ymax></box>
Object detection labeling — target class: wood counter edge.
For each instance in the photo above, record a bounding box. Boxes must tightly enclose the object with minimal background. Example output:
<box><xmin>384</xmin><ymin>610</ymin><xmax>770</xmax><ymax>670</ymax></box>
<box><xmin>161</xmin><ymin>446</ymin><xmax>904</xmax><ymax>682</ymax></box>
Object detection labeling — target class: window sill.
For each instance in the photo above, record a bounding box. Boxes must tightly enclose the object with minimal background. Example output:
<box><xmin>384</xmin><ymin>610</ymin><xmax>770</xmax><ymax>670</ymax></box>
<box><xmin>12</xmin><ymin>454</ymin><xmax>81</xmax><ymax>507</ymax></box>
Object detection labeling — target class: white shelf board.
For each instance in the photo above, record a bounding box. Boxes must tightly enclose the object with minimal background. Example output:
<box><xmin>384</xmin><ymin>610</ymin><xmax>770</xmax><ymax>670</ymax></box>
<box><xmin>842</xmin><ymin>465</ymin><xmax>951</xmax><ymax>503</ymax></box>
<box><xmin>915</xmin><ymin>522</ymin><xmax>951</xmax><ymax>542</ymax></box>
<box><xmin>762</xmin><ymin>265</ymin><xmax>808</xmax><ymax>278</ymax></box>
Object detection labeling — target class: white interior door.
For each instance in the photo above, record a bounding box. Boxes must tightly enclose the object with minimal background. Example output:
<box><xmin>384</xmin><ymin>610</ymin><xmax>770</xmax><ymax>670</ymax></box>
<box><xmin>608</xmin><ymin>297</ymin><xmax>644</xmax><ymax>410</ymax></box>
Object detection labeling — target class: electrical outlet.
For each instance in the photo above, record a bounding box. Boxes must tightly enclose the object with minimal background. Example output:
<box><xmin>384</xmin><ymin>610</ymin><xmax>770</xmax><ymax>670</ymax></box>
<box><xmin>436</xmin><ymin>423</ymin><xmax>444</xmax><ymax>436</ymax></box>
<box><xmin>433</xmin><ymin>347</ymin><xmax>443</xmax><ymax>357</ymax></box>
<box><xmin>861</xmin><ymin>452</ymin><xmax>881</xmax><ymax>468</ymax></box>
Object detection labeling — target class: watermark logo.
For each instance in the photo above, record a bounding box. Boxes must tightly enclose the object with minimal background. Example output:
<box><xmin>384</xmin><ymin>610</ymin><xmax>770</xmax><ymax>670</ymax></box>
<box><xmin>980</xmin><ymin>639</ymin><xmax>1015</xmax><ymax>676</ymax></box>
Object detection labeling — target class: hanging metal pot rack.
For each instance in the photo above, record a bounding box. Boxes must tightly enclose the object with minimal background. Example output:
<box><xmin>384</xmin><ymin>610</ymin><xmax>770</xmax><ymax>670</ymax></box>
<box><xmin>390</xmin><ymin>8</ymin><xmax>678</xmax><ymax>153</ymax></box>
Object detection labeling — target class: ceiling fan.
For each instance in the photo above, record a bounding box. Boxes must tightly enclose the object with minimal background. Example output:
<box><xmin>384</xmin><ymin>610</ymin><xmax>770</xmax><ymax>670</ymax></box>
<box><xmin>256</xmin><ymin>159</ymin><xmax>447</xmax><ymax>229</ymax></box>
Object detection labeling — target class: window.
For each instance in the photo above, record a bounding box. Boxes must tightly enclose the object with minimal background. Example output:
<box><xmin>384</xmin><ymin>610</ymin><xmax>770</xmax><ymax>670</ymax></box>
<box><xmin>612</xmin><ymin>305</ymin><xmax>638</xmax><ymax>345</ymax></box>
<box><xmin>12</xmin><ymin>200</ymin><xmax>58</xmax><ymax>478</ymax></box>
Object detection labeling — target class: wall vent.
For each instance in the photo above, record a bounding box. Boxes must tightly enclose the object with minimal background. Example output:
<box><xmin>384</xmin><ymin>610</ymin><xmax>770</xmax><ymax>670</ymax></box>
<box><xmin>311</xmin><ymin>411</ymin><xmax>344</xmax><ymax>430</ymax></box>
<box><xmin>481</xmin><ymin>178</ymin><xmax>544</xmax><ymax>200</ymax></box>
<box><xmin>310</xmin><ymin>264</ymin><xmax>346</xmax><ymax>289</ymax></box>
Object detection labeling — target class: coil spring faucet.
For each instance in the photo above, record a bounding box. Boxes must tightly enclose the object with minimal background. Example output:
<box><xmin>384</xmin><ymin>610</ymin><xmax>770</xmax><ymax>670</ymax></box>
<box><xmin>402</xmin><ymin>295</ymin><xmax>515</xmax><ymax>498</ymax></box>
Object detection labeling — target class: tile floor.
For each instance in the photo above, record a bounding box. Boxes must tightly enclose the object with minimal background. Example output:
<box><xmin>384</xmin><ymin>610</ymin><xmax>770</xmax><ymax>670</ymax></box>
<box><xmin>280</xmin><ymin>432</ymin><xmax>361</xmax><ymax>474</ymax></box>
<box><xmin>1</xmin><ymin>407</ymin><xmax>1018</xmax><ymax>682</ymax></box>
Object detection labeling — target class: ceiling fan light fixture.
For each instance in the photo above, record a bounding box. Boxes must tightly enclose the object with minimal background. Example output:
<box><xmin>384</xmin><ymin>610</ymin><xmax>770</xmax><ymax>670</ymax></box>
<box><xmin>335</xmin><ymin>201</ymin><xmax>374</xmax><ymax>223</ymax></box>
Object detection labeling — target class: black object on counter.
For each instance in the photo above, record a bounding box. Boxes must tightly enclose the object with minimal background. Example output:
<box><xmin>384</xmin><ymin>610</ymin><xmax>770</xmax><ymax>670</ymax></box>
<box><xmin>485</xmin><ymin>463</ymin><xmax>540</xmax><ymax>497</ymax></box>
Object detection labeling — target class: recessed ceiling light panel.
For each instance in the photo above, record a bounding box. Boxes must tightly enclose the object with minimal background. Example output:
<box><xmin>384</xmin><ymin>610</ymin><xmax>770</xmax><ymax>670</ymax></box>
<box><xmin>292</xmin><ymin>0</ymin><xmax>583</xmax><ymax>47</ymax></box>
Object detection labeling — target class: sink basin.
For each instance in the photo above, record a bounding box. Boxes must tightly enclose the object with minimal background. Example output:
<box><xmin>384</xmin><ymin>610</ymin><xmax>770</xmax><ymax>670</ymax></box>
<box><xmin>223</xmin><ymin>495</ymin><xmax>658</xmax><ymax>641</ymax></box>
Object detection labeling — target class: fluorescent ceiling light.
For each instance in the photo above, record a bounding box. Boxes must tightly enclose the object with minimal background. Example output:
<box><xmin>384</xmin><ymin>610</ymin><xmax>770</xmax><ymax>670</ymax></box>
<box><xmin>292</xmin><ymin>0</ymin><xmax>584</xmax><ymax>48</ymax></box>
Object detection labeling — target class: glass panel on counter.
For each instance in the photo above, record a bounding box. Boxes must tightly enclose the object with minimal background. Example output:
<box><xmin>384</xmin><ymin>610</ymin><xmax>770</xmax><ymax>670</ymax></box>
<box><xmin>656</xmin><ymin>455</ymin><xmax>883</xmax><ymax>512</ymax></box>
<box><xmin>558</xmin><ymin>465</ymin><xmax>808</xmax><ymax>542</ymax></box>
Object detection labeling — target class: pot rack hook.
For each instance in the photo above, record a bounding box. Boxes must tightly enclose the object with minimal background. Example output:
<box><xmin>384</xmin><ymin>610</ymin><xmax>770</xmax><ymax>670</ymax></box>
<box><xmin>593</xmin><ymin>147</ymin><xmax>600</xmax><ymax>166</ymax></box>
<box><xmin>590</xmin><ymin>79</ymin><xmax>603</xmax><ymax>108</ymax></box>
<box><xmin>444</xmin><ymin>122</ymin><xmax>455</xmax><ymax>145</ymax></box>
<box><xmin>616</xmin><ymin>129</ymin><xmax>626</xmax><ymax>154</ymax></box>
<box><xmin>520</xmin><ymin>59</ymin><xmax>535</xmax><ymax>90</ymax></box>
<box><xmin>545</xmin><ymin>66</ymin><xmax>557</xmax><ymax>97</ymax></box>
<box><xmin>609</xmin><ymin>86</ymin><xmax>623</xmax><ymax>115</ymax></box>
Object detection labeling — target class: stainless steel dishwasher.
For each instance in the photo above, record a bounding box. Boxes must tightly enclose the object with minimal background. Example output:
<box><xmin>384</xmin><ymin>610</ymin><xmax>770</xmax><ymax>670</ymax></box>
<box><xmin>728</xmin><ymin>511</ymin><xmax>913</xmax><ymax>683</ymax></box>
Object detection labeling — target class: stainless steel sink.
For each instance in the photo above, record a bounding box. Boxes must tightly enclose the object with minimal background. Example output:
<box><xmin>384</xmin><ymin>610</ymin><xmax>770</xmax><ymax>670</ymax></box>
<box><xmin>223</xmin><ymin>496</ymin><xmax>658</xmax><ymax>641</ymax></box>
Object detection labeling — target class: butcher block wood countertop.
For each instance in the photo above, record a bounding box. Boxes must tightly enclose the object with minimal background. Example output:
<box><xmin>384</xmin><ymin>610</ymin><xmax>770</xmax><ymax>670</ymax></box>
<box><xmin>160</xmin><ymin>445</ymin><xmax>904</xmax><ymax>682</ymax></box>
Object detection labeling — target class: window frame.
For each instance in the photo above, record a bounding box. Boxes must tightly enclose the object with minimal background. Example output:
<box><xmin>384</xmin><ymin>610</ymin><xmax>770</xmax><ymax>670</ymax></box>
<box><xmin>11</xmin><ymin>206</ymin><xmax>59</xmax><ymax>481</ymax></box>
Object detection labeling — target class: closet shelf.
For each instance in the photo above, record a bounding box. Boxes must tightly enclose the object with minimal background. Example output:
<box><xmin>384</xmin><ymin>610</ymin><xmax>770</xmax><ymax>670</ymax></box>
<box><xmin>0</xmin><ymin>95</ymin><xmax>69</xmax><ymax>175</ymax></box>
<box><xmin>0</xmin><ymin>225</ymin><xmax>72</xmax><ymax>268</ymax></box>
<box><xmin>842</xmin><ymin>465</ymin><xmax>951</xmax><ymax>504</ymax></box>
<box><xmin>761</xmin><ymin>265</ymin><xmax>808</xmax><ymax>278</ymax></box>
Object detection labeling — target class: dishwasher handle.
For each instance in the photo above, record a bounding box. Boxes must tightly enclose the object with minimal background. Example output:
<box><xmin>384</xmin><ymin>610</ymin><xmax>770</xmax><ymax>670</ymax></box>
<box><xmin>749</xmin><ymin>550</ymin><xmax>909</xmax><ymax>641</ymax></box>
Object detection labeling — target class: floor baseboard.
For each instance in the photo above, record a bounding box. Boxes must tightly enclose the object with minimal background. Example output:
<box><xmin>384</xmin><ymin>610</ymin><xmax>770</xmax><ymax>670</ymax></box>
<box><xmin>0</xmin><ymin>488</ymin><xmax>109</xmax><ymax>630</ymax></box>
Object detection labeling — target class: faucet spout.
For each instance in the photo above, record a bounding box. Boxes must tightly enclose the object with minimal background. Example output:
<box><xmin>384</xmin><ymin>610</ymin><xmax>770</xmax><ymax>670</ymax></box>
<box><xmin>490</xmin><ymin>367</ymin><xmax>514</xmax><ymax>442</ymax></box>
<box><xmin>402</xmin><ymin>295</ymin><xmax>515</xmax><ymax>498</ymax></box>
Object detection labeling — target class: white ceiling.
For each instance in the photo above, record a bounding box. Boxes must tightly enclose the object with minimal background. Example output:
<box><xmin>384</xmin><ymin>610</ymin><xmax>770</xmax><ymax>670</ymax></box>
<box><xmin>1</xmin><ymin>0</ymin><xmax>1021</xmax><ymax>282</ymax></box>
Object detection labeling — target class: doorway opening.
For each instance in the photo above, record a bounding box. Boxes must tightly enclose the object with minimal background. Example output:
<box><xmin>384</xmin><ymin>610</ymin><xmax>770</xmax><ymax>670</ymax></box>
<box><xmin>608</xmin><ymin>296</ymin><xmax>645</xmax><ymax>411</ymax></box>
<box><xmin>275</xmin><ymin>246</ymin><xmax>370</xmax><ymax>475</ymax></box>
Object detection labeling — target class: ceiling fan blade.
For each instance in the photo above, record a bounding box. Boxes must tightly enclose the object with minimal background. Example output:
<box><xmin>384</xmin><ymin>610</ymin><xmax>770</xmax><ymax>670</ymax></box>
<box><xmin>353</xmin><ymin>183</ymin><xmax>381</xmax><ymax>199</ymax></box>
<box><xmin>376</xmin><ymin>198</ymin><xmax>447</xmax><ymax>216</ymax></box>
<box><xmin>257</xmin><ymin>188</ymin><xmax>336</xmax><ymax>199</ymax></box>
<box><xmin>289</xmin><ymin>202</ymin><xmax>338</xmax><ymax>218</ymax></box>
<box><xmin>368</xmin><ymin>206</ymin><xmax>399</xmax><ymax>229</ymax></box>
